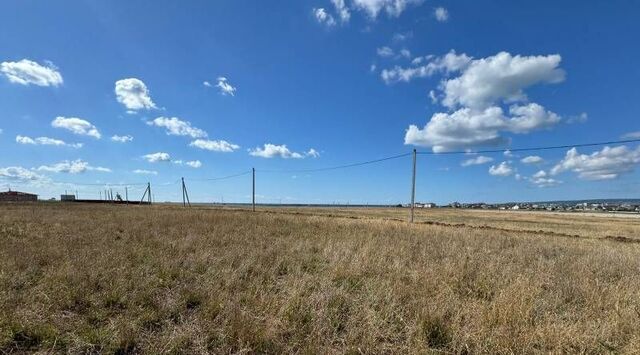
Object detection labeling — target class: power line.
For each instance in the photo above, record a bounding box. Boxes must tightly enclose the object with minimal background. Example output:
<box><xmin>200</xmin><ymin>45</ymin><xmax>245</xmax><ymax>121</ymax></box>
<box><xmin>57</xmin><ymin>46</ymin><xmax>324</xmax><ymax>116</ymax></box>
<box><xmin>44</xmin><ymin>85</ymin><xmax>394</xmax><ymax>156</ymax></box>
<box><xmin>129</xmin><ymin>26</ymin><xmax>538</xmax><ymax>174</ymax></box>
<box><xmin>187</xmin><ymin>170</ymin><xmax>252</xmax><ymax>182</ymax></box>
<box><xmin>257</xmin><ymin>152</ymin><xmax>412</xmax><ymax>173</ymax></box>
<box><xmin>416</xmin><ymin>138</ymin><xmax>640</xmax><ymax>155</ymax></box>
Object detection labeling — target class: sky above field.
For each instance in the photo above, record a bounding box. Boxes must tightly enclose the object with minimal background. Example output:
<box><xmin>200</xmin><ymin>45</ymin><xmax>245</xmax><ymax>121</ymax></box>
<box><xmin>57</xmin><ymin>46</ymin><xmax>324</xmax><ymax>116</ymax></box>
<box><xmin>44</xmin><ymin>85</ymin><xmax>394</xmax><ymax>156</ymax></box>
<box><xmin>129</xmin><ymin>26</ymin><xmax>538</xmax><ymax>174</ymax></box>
<box><xmin>1</xmin><ymin>0</ymin><xmax>640</xmax><ymax>204</ymax></box>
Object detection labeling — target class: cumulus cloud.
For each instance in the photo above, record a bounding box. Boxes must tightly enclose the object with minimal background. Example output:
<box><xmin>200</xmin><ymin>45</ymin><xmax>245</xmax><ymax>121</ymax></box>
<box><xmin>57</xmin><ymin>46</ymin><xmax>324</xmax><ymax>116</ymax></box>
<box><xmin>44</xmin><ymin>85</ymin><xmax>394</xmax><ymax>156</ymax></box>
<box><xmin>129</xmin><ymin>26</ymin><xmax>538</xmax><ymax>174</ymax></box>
<box><xmin>488</xmin><ymin>161</ymin><xmax>514</xmax><ymax>176</ymax></box>
<box><xmin>550</xmin><ymin>146</ymin><xmax>640</xmax><ymax>180</ymax></box>
<box><xmin>521</xmin><ymin>155</ymin><xmax>543</xmax><ymax>164</ymax></box>
<box><xmin>216</xmin><ymin>77</ymin><xmax>236</xmax><ymax>96</ymax></box>
<box><xmin>351</xmin><ymin>0</ymin><xmax>424</xmax><ymax>18</ymax></box>
<box><xmin>0</xmin><ymin>166</ymin><xmax>46</xmax><ymax>181</ymax></box>
<box><xmin>377</xmin><ymin>46</ymin><xmax>394</xmax><ymax>57</ymax></box>
<box><xmin>249</xmin><ymin>144</ymin><xmax>317</xmax><ymax>159</ymax></box>
<box><xmin>190</xmin><ymin>139</ymin><xmax>240</xmax><ymax>152</ymax></box>
<box><xmin>51</xmin><ymin>117</ymin><xmax>101</xmax><ymax>139</ymax></box>
<box><xmin>16</xmin><ymin>135</ymin><xmax>82</xmax><ymax>148</ymax></box>
<box><xmin>461</xmin><ymin>155</ymin><xmax>493</xmax><ymax>167</ymax></box>
<box><xmin>381</xmin><ymin>50</ymin><xmax>471</xmax><ymax>84</ymax></box>
<box><xmin>434</xmin><ymin>7</ymin><xmax>449</xmax><ymax>22</ymax></box>
<box><xmin>332</xmin><ymin>0</ymin><xmax>351</xmax><ymax>22</ymax></box>
<box><xmin>148</xmin><ymin>117</ymin><xmax>207</xmax><ymax>138</ymax></box>
<box><xmin>37</xmin><ymin>159</ymin><xmax>111</xmax><ymax>174</ymax></box>
<box><xmin>399</xmin><ymin>51</ymin><xmax>565</xmax><ymax>152</ymax></box>
<box><xmin>115</xmin><ymin>78</ymin><xmax>157</xmax><ymax>111</ymax></box>
<box><xmin>0</xmin><ymin>59</ymin><xmax>63</xmax><ymax>87</ymax></box>
<box><xmin>306</xmin><ymin>148</ymin><xmax>321</xmax><ymax>158</ymax></box>
<box><xmin>440</xmin><ymin>52</ymin><xmax>564</xmax><ymax>109</ymax></box>
<box><xmin>142</xmin><ymin>152</ymin><xmax>171</xmax><ymax>163</ymax></box>
<box><xmin>133</xmin><ymin>169</ymin><xmax>157</xmax><ymax>175</ymax></box>
<box><xmin>111</xmin><ymin>135</ymin><xmax>133</xmax><ymax>143</ymax></box>
<box><xmin>405</xmin><ymin>103</ymin><xmax>559</xmax><ymax>152</ymax></box>
<box><xmin>313</xmin><ymin>8</ymin><xmax>336</xmax><ymax>26</ymax></box>
<box><xmin>529</xmin><ymin>170</ymin><xmax>561</xmax><ymax>187</ymax></box>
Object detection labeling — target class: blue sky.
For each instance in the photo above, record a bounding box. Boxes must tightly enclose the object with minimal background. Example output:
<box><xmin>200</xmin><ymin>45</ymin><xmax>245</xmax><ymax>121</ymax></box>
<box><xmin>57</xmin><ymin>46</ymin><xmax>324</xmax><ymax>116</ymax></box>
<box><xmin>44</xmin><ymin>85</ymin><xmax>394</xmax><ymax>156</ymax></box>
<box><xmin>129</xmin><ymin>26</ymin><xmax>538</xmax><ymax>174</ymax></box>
<box><xmin>1</xmin><ymin>0</ymin><xmax>639</xmax><ymax>204</ymax></box>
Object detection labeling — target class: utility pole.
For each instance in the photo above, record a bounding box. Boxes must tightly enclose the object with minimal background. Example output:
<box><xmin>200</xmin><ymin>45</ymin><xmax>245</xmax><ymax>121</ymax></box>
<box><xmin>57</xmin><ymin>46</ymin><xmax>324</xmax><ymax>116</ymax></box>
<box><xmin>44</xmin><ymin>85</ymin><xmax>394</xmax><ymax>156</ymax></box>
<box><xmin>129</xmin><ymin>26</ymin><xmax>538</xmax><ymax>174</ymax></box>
<box><xmin>410</xmin><ymin>149</ymin><xmax>417</xmax><ymax>223</ymax></box>
<box><xmin>181</xmin><ymin>177</ymin><xmax>191</xmax><ymax>207</ymax></box>
<box><xmin>252</xmin><ymin>168</ymin><xmax>256</xmax><ymax>212</ymax></box>
<box><xmin>148</xmin><ymin>183</ymin><xmax>152</xmax><ymax>205</ymax></box>
<box><xmin>181</xmin><ymin>177</ymin><xmax>186</xmax><ymax>207</ymax></box>
<box><xmin>125</xmin><ymin>187</ymin><xmax>128</xmax><ymax>203</ymax></box>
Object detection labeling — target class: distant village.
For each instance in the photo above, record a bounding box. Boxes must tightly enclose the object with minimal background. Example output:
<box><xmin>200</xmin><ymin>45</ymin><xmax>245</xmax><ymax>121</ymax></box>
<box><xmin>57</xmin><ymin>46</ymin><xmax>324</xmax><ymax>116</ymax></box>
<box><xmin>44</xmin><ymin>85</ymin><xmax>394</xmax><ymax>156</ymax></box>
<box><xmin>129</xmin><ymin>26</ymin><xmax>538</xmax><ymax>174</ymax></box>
<box><xmin>409</xmin><ymin>201</ymin><xmax>640</xmax><ymax>213</ymax></box>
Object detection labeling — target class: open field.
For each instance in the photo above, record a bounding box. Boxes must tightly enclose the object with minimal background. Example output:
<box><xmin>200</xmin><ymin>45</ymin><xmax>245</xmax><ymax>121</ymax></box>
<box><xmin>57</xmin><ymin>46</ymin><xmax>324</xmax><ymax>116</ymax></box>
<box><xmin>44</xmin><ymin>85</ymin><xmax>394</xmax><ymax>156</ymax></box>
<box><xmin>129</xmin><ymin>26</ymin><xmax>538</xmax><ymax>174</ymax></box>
<box><xmin>2</xmin><ymin>203</ymin><xmax>640</xmax><ymax>353</ymax></box>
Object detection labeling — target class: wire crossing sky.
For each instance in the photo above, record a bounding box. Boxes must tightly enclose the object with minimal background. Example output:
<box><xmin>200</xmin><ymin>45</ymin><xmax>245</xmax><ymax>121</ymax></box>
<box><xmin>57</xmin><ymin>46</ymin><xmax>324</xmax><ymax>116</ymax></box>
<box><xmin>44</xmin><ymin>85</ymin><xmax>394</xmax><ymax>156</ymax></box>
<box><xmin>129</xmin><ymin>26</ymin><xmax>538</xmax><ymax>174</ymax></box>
<box><xmin>1</xmin><ymin>1</ymin><xmax>640</xmax><ymax>204</ymax></box>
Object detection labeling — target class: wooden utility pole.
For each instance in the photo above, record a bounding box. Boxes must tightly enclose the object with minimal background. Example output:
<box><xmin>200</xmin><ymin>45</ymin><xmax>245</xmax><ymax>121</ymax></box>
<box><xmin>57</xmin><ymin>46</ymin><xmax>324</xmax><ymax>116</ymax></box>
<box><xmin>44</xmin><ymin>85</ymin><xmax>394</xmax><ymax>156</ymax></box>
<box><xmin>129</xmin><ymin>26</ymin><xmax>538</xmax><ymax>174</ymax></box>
<box><xmin>181</xmin><ymin>177</ymin><xmax>186</xmax><ymax>207</ymax></box>
<box><xmin>125</xmin><ymin>187</ymin><xmax>128</xmax><ymax>203</ymax></box>
<box><xmin>181</xmin><ymin>177</ymin><xmax>191</xmax><ymax>207</ymax></box>
<box><xmin>148</xmin><ymin>183</ymin><xmax>152</xmax><ymax>205</ymax></box>
<box><xmin>410</xmin><ymin>149</ymin><xmax>417</xmax><ymax>223</ymax></box>
<box><xmin>252</xmin><ymin>168</ymin><xmax>256</xmax><ymax>212</ymax></box>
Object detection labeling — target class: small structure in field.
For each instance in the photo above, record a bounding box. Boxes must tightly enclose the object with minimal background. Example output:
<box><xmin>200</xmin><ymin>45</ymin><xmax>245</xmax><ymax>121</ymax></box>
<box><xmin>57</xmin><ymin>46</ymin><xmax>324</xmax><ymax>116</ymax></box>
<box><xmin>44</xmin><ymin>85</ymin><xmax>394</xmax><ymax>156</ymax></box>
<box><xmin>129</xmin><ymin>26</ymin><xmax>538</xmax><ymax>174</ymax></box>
<box><xmin>0</xmin><ymin>189</ymin><xmax>38</xmax><ymax>202</ymax></box>
<box><xmin>60</xmin><ymin>194</ymin><xmax>76</xmax><ymax>201</ymax></box>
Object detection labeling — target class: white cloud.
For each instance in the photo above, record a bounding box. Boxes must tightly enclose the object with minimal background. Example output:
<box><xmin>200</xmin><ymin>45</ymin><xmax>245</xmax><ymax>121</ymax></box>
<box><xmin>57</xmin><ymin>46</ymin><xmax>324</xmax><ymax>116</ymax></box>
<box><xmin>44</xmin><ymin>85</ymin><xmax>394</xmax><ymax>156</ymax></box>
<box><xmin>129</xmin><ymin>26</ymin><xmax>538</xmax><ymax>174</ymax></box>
<box><xmin>332</xmin><ymin>0</ymin><xmax>351</xmax><ymax>22</ymax></box>
<box><xmin>0</xmin><ymin>59</ymin><xmax>63</xmax><ymax>87</ymax></box>
<box><xmin>351</xmin><ymin>0</ymin><xmax>424</xmax><ymax>18</ymax></box>
<box><xmin>133</xmin><ymin>169</ymin><xmax>157</xmax><ymax>175</ymax></box>
<box><xmin>399</xmin><ymin>51</ymin><xmax>565</xmax><ymax>152</ymax></box>
<box><xmin>306</xmin><ymin>148</ymin><xmax>321</xmax><ymax>158</ymax></box>
<box><xmin>566</xmin><ymin>112</ymin><xmax>588</xmax><ymax>124</ymax></box>
<box><xmin>405</xmin><ymin>103</ymin><xmax>559</xmax><ymax>152</ymax></box>
<box><xmin>148</xmin><ymin>117</ymin><xmax>207</xmax><ymax>138</ymax></box>
<box><xmin>440</xmin><ymin>52</ymin><xmax>564</xmax><ymax>109</ymax></box>
<box><xmin>37</xmin><ymin>159</ymin><xmax>111</xmax><ymax>174</ymax></box>
<box><xmin>216</xmin><ymin>77</ymin><xmax>236</xmax><ymax>96</ymax></box>
<box><xmin>313</xmin><ymin>8</ymin><xmax>337</xmax><ymax>26</ymax></box>
<box><xmin>186</xmin><ymin>160</ymin><xmax>202</xmax><ymax>168</ymax></box>
<box><xmin>377</xmin><ymin>46</ymin><xmax>394</xmax><ymax>58</ymax></box>
<box><xmin>16</xmin><ymin>135</ymin><xmax>82</xmax><ymax>148</ymax></box>
<box><xmin>111</xmin><ymin>135</ymin><xmax>133</xmax><ymax>143</ymax></box>
<box><xmin>0</xmin><ymin>166</ymin><xmax>46</xmax><ymax>181</ymax></box>
<box><xmin>461</xmin><ymin>155</ymin><xmax>493</xmax><ymax>167</ymax></box>
<box><xmin>550</xmin><ymin>146</ymin><xmax>640</xmax><ymax>180</ymax></box>
<box><xmin>392</xmin><ymin>32</ymin><xmax>412</xmax><ymax>42</ymax></box>
<box><xmin>622</xmin><ymin>131</ymin><xmax>640</xmax><ymax>139</ymax></box>
<box><xmin>399</xmin><ymin>49</ymin><xmax>411</xmax><ymax>58</ymax></box>
<box><xmin>434</xmin><ymin>7</ymin><xmax>449</xmax><ymax>22</ymax></box>
<box><xmin>521</xmin><ymin>155</ymin><xmax>543</xmax><ymax>164</ymax></box>
<box><xmin>51</xmin><ymin>117</ymin><xmax>101</xmax><ymax>139</ymax></box>
<box><xmin>190</xmin><ymin>139</ymin><xmax>240</xmax><ymax>152</ymax></box>
<box><xmin>249</xmin><ymin>144</ymin><xmax>309</xmax><ymax>159</ymax></box>
<box><xmin>429</xmin><ymin>90</ymin><xmax>438</xmax><ymax>104</ymax></box>
<box><xmin>172</xmin><ymin>160</ymin><xmax>201</xmax><ymax>168</ymax></box>
<box><xmin>503</xmin><ymin>149</ymin><xmax>514</xmax><ymax>157</ymax></box>
<box><xmin>115</xmin><ymin>78</ymin><xmax>157</xmax><ymax>111</ymax></box>
<box><xmin>143</xmin><ymin>152</ymin><xmax>171</xmax><ymax>163</ymax></box>
<box><xmin>381</xmin><ymin>50</ymin><xmax>472</xmax><ymax>83</ymax></box>
<box><xmin>203</xmin><ymin>81</ymin><xmax>212</xmax><ymax>87</ymax></box>
<box><xmin>488</xmin><ymin>161</ymin><xmax>514</xmax><ymax>176</ymax></box>
<box><xmin>529</xmin><ymin>170</ymin><xmax>561</xmax><ymax>187</ymax></box>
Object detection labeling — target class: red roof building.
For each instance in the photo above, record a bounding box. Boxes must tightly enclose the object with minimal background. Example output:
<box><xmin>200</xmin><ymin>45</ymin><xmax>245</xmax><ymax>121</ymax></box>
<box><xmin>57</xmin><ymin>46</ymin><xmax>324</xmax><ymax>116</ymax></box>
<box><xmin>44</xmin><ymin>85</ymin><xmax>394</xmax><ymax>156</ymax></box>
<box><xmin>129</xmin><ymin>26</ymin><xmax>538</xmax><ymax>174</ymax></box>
<box><xmin>0</xmin><ymin>190</ymin><xmax>38</xmax><ymax>202</ymax></box>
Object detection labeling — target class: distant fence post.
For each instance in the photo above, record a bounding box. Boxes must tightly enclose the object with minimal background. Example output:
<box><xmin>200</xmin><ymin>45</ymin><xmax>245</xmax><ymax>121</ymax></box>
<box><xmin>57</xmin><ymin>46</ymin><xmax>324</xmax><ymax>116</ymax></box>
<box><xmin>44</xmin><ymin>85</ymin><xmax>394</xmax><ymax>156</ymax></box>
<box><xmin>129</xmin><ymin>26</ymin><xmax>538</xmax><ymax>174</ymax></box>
<box><xmin>410</xmin><ymin>149</ymin><xmax>417</xmax><ymax>223</ymax></box>
<box><xmin>252</xmin><ymin>168</ymin><xmax>256</xmax><ymax>212</ymax></box>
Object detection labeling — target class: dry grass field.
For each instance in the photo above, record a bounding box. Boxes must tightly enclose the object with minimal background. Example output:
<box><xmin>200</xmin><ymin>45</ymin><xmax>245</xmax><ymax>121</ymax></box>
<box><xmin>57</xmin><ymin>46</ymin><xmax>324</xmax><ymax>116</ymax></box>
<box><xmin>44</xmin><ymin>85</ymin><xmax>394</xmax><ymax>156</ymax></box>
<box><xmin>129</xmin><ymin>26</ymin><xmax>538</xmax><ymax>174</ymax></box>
<box><xmin>2</xmin><ymin>203</ymin><xmax>640</xmax><ymax>353</ymax></box>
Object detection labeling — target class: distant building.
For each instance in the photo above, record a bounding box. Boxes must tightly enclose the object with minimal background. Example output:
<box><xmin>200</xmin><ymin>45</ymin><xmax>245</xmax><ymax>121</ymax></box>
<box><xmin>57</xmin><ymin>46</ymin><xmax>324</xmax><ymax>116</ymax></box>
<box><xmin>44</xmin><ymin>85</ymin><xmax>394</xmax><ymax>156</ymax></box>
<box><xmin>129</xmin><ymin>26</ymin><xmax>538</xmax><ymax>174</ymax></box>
<box><xmin>0</xmin><ymin>190</ymin><xmax>38</xmax><ymax>202</ymax></box>
<box><xmin>60</xmin><ymin>194</ymin><xmax>76</xmax><ymax>201</ymax></box>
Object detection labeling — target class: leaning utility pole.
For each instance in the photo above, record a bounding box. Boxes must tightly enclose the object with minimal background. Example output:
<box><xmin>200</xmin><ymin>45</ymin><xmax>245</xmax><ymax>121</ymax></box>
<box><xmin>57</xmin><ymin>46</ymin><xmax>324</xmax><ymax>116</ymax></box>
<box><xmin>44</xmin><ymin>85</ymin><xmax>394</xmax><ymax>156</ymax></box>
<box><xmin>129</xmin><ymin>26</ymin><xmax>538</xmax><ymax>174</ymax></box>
<box><xmin>410</xmin><ymin>149</ymin><xmax>417</xmax><ymax>223</ymax></box>
<box><xmin>181</xmin><ymin>177</ymin><xmax>186</xmax><ymax>207</ymax></box>
<box><xmin>252</xmin><ymin>168</ymin><xmax>256</xmax><ymax>212</ymax></box>
<box><xmin>181</xmin><ymin>177</ymin><xmax>191</xmax><ymax>207</ymax></box>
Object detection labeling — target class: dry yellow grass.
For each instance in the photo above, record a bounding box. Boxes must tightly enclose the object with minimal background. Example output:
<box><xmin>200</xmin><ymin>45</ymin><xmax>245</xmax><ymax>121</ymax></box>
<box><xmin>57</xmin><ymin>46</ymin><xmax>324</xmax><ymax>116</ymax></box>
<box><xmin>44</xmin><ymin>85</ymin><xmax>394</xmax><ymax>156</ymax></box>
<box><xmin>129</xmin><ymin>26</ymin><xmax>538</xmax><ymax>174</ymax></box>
<box><xmin>1</xmin><ymin>203</ymin><xmax>640</xmax><ymax>353</ymax></box>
